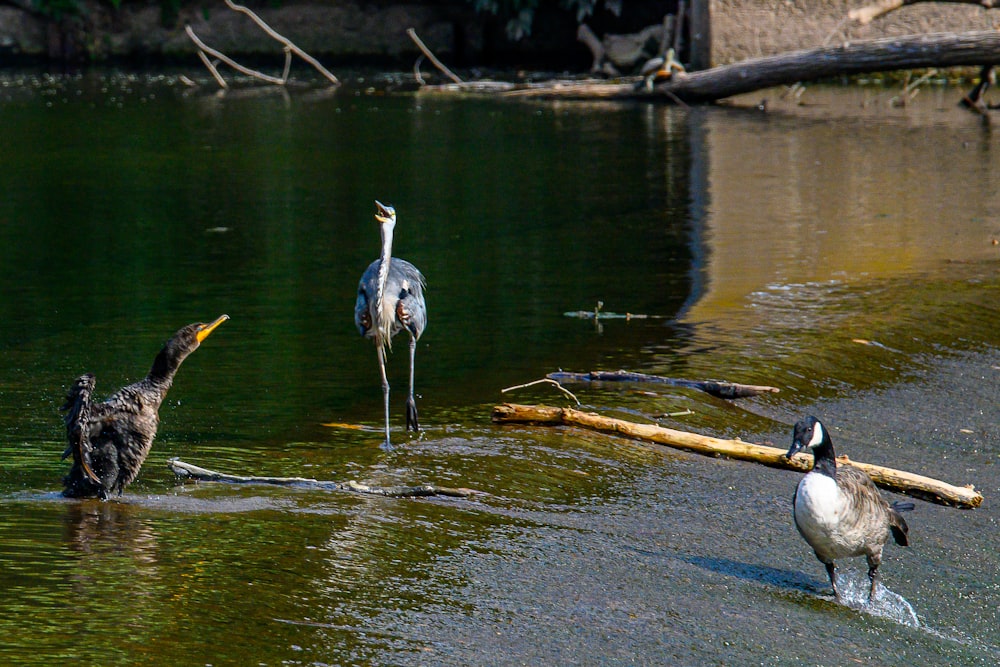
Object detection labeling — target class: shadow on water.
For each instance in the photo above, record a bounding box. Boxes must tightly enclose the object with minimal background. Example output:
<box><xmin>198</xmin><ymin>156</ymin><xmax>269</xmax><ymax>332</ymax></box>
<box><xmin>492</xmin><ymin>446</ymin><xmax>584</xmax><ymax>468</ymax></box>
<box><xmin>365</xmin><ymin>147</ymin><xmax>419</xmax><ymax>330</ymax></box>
<box><xmin>683</xmin><ymin>554</ymin><xmax>827</xmax><ymax>597</ymax></box>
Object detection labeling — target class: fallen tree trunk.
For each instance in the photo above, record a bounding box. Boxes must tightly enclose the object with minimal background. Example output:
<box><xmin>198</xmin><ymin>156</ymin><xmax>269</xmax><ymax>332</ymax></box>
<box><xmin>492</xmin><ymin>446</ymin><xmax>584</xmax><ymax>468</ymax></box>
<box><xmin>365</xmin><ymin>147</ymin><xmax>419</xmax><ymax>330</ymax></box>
<box><xmin>167</xmin><ymin>458</ymin><xmax>474</xmax><ymax>498</ymax></box>
<box><xmin>547</xmin><ymin>370</ymin><xmax>779</xmax><ymax>399</ymax></box>
<box><xmin>484</xmin><ymin>31</ymin><xmax>1000</xmax><ymax>103</ymax></box>
<box><xmin>491</xmin><ymin>404</ymin><xmax>983</xmax><ymax>508</ymax></box>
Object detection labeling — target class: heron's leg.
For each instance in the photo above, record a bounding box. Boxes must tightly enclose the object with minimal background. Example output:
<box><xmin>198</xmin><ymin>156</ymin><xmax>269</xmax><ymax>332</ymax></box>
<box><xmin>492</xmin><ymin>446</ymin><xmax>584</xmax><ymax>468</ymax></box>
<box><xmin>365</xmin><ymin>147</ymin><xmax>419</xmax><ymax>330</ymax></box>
<box><xmin>377</xmin><ymin>345</ymin><xmax>392</xmax><ymax>449</ymax></box>
<box><xmin>405</xmin><ymin>334</ymin><xmax>419</xmax><ymax>432</ymax></box>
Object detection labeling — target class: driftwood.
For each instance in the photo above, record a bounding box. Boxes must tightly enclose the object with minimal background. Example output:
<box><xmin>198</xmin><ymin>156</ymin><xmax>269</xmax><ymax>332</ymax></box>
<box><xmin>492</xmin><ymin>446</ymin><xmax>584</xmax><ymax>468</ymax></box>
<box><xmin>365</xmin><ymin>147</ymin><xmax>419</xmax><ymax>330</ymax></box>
<box><xmin>167</xmin><ymin>458</ymin><xmax>474</xmax><ymax>498</ymax></box>
<box><xmin>850</xmin><ymin>0</ymin><xmax>1000</xmax><ymax>26</ymax></box>
<box><xmin>547</xmin><ymin>370</ymin><xmax>780</xmax><ymax>399</ymax></box>
<box><xmin>443</xmin><ymin>31</ymin><xmax>1000</xmax><ymax>103</ymax></box>
<box><xmin>491</xmin><ymin>404</ymin><xmax>983</xmax><ymax>509</ymax></box>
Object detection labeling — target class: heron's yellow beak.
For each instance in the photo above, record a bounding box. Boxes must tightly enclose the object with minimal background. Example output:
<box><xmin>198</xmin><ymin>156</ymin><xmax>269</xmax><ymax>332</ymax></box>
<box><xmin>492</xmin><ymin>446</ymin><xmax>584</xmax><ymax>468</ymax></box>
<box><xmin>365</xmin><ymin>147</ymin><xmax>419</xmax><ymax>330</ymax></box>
<box><xmin>196</xmin><ymin>314</ymin><xmax>229</xmax><ymax>343</ymax></box>
<box><xmin>374</xmin><ymin>200</ymin><xmax>396</xmax><ymax>224</ymax></box>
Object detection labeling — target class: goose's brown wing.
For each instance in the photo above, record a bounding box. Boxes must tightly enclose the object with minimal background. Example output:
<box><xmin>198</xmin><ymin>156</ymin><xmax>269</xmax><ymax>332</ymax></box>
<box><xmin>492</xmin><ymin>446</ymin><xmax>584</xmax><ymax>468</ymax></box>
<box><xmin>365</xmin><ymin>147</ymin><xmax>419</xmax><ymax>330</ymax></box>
<box><xmin>837</xmin><ymin>464</ymin><xmax>909</xmax><ymax>546</ymax></box>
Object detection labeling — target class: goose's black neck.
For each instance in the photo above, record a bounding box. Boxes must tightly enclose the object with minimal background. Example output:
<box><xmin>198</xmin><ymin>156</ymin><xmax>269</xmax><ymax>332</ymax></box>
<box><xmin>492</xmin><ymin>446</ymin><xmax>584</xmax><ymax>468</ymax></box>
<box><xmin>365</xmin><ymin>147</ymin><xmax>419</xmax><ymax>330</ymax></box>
<box><xmin>811</xmin><ymin>432</ymin><xmax>838</xmax><ymax>479</ymax></box>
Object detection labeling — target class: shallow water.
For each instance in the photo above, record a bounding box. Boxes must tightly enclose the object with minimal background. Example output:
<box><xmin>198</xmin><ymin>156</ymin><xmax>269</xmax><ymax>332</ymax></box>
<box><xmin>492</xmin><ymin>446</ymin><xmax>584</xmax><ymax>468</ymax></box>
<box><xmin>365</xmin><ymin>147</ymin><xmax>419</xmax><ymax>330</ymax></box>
<box><xmin>1</xmin><ymin>72</ymin><xmax>999</xmax><ymax>665</ymax></box>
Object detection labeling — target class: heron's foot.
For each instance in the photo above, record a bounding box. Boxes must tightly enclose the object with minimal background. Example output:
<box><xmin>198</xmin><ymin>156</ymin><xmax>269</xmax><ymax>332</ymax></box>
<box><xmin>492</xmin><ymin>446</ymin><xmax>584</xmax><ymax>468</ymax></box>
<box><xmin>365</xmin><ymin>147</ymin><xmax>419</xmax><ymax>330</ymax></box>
<box><xmin>380</xmin><ymin>438</ymin><xmax>394</xmax><ymax>452</ymax></box>
<box><xmin>405</xmin><ymin>397</ymin><xmax>419</xmax><ymax>432</ymax></box>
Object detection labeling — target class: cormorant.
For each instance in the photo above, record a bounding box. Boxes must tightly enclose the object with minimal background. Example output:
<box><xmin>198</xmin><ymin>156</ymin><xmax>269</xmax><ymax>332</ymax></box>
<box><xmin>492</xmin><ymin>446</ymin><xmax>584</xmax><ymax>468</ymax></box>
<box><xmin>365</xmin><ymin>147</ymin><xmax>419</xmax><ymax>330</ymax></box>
<box><xmin>61</xmin><ymin>315</ymin><xmax>229</xmax><ymax>499</ymax></box>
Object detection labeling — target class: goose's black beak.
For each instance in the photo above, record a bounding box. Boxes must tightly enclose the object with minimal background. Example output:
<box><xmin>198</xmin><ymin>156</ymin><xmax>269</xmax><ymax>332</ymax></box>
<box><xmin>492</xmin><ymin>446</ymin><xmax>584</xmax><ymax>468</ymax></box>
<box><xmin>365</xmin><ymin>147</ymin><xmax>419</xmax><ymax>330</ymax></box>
<box><xmin>785</xmin><ymin>438</ymin><xmax>806</xmax><ymax>460</ymax></box>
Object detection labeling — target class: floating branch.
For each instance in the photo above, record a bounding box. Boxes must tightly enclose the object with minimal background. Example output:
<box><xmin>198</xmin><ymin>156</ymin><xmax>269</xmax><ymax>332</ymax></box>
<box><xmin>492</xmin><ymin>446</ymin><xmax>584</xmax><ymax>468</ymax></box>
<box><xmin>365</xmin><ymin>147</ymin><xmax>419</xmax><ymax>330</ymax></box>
<box><xmin>564</xmin><ymin>301</ymin><xmax>667</xmax><ymax>321</ymax></box>
<box><xmin>168</xmin><ymin>458</ymin><xmax>474</xmax><ymax>498</ymax></box>
<box><xmin>501</xmin><ymin>378</ymin><xmax>581</xmax><ymax>405</ymax></box>
<box><xmin>547</xmin><ymin>370</ymin><xmax>780</xmax><ymax>399</ymax></box>
<box><xmin>186</xmin><ymin>0</ymin><xmax>339</xmax><ymax>88</ymax></box>
<box><xmin>491</xmin><ymin>404</ymin><xmax>983</xmax><ymax>508</ymax></box>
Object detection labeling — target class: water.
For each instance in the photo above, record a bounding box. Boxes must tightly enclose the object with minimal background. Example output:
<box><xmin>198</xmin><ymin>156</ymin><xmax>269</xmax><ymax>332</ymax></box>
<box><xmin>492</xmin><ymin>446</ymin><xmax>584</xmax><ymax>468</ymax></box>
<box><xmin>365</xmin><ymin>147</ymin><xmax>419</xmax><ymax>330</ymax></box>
<box><xmin>1</xmin><ymin>72</ymin><xmax>999</xmax><ymax>665</ymax></box>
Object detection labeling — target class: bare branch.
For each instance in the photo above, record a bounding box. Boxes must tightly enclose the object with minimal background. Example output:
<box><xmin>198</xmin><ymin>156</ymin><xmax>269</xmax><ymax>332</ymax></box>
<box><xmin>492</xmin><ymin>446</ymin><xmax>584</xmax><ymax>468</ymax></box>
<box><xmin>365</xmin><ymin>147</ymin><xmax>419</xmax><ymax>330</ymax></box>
<box><xmin>168</xmin><ymin>458</ymin><xmax>475</xmax><ymax>498</ymax></box>
<box><xmin>186</xmin><ymin>24</ymin><xmax>286</xmax><ymax>85</ymax></box>
<box><xmin>223</xmin><ymin>0</ymin><xmax>340</xmax><ymax>84</ymax></box>
<box><xmin>197</xmin><ymin>50</ymin><xmax>229</xmax><ymax>89</ymax></box>
<box><xmin>407</xmin><ymin>28</ymin><xmax>464</xmax><ymax>84</ymax></box>
<box><xmin>501</xmin><ymin>378</ymin><xmax>581</xmax><ymax>405</ymax></box>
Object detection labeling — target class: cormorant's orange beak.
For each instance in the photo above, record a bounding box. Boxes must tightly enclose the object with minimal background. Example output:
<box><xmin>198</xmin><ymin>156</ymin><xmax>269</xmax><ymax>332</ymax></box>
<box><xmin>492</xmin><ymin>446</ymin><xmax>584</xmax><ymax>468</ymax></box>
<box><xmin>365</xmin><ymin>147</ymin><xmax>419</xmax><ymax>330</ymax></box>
<box><xmin>196</xmin><ymin>314</ymin><xmax>229</xmax><ymax>343</ymax></box>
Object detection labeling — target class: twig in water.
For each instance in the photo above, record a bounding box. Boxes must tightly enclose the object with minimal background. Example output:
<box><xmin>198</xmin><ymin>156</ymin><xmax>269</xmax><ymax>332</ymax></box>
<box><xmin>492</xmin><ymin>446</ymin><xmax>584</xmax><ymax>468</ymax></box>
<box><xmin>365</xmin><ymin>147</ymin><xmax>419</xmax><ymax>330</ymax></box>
<box><xmin>407</xmin><ymin>28</ymin><xmax>463</xmax><ymax>84</ymax></box>
<box><xmin>501</xmin><ymin>378</ymin><xmax>580</xmax><ymax>405</ymax></box>
<box><xmin>168</xmin><ymin>458</ymin><xmax>475</xmax><ymax>498</ymax></box>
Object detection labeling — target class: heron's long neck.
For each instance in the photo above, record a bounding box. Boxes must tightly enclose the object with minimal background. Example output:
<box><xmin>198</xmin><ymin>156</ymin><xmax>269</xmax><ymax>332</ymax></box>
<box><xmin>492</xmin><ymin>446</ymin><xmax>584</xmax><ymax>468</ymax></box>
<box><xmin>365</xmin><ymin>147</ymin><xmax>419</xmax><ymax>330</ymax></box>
<box><xmin>374</xmin><ymin>221</ymin><xmax>396</xmax><ymax>347</ymax></box>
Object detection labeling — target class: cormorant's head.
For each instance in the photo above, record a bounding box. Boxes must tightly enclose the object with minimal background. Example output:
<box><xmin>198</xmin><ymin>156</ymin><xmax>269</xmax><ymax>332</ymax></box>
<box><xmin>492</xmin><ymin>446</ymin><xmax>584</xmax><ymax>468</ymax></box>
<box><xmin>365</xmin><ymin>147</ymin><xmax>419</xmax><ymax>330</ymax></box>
<box><xmin>785</xmin><ymin>415</ymin><xmax>825</xmax><ymax>459</ymax></box>
<box><xmin>154</xmin><ymin>315</ymin><xmax>229</xmax><ymax>378</ymax></box>
<box><xmin>374</xmin><ymin>200</ymin><xmax>396</xmax><ymax>226</ymax></box>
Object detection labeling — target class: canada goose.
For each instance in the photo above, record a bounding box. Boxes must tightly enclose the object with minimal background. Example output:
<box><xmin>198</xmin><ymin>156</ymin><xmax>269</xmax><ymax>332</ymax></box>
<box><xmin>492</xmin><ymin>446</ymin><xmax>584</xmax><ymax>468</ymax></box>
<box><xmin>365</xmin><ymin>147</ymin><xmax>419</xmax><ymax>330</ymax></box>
<box><xmin>785</xmin><ymin>416</ymin><xmax>914</xmax><ymax>603</ymax></box>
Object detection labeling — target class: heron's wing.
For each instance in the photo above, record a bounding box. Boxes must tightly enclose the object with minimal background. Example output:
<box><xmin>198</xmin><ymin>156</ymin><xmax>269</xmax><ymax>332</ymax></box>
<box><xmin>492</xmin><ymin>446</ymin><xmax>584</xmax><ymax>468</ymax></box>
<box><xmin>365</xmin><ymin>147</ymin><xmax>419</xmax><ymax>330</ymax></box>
<box><xmin>393</xmin><ymin>260</ymin><xmax>427</xmax><ymax>338</ymax></box>
<box><xmin>355</xmin><ymin>260</ymin><xmax>380</xmax><ymax>335</ymax></box>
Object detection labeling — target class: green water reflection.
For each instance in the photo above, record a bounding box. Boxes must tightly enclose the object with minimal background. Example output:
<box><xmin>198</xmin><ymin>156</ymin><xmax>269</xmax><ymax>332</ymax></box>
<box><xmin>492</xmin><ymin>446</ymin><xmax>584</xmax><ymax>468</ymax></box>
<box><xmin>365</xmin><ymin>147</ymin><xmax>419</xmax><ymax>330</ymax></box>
<box><xmin>1</xmin><ymin>75</ymin><xmax>999</xmax><ymax>665</ymax></box>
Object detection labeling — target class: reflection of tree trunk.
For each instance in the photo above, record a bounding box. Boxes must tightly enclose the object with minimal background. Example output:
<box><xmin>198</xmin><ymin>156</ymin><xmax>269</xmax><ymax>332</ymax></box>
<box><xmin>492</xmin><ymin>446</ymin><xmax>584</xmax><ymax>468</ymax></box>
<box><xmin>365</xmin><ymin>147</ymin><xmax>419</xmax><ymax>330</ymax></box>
<box><xmin>492</xmin><ymin>403</ymin><xmax>984</xmax><ymax>509</ymax></box>
<box><xmin>496</xmin><ymin>31</ymin><xmax>1000</xmax><ymax>103</ymax></box>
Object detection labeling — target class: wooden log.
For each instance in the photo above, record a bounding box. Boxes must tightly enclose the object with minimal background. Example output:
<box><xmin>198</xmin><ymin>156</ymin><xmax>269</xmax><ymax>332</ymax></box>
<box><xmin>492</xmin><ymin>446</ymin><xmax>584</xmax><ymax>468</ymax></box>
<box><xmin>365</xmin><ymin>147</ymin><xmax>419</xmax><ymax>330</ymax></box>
<box><xmin>493</xmin><ymin>31</ymin><xmax>1000</xmax><ymax>103</ymax></box>
<box><xmin>546</xmin><ymin>370</ymin><xmax>779</xmax><ymax>399</ymax></box>
<box><xmin>491</xmin><ymin>404</ymin><xmax>983</xmax><ymax>508</ymax></box>
<box><xmin>167</xmin><ymin>458</ymin><xmax>474</xmax><ymax>498</ymax></box>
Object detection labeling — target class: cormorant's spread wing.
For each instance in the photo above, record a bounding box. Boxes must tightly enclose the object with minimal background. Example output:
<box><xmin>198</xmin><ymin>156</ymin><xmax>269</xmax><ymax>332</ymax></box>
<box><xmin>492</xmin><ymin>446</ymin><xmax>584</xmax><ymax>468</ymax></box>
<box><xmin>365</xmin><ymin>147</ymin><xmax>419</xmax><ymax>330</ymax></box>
<box><xmin>60</xmin><ymin>374</ymin><xmax>101</xmax><ymax>484</ymax></box>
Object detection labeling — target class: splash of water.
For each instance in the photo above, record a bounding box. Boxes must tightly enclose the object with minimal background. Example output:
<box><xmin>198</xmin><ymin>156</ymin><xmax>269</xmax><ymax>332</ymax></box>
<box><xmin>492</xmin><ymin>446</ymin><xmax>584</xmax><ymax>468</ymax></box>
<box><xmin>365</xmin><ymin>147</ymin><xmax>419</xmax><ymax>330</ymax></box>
<box><xmin>835</xmin><ymin>571</ymin><xmax>920</xmax><ymax>627</ymax></box>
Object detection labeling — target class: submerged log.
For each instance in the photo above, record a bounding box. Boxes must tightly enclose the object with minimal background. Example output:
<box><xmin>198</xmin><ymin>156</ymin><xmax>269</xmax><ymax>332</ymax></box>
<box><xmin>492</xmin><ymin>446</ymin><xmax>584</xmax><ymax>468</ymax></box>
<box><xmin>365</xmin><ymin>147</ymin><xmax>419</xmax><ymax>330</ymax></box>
<box><xmin>547</xmin><ymin>370</ymin><xmax>779</xmax><ymax>399</ymax></box>
<box><xmin>487</xmin><ymin>31</ymin><xmax>1000</xmax><ymax>103</ymax></box>
<box><xmin>491</xmin><ymin>404</ymin><xmax>983</xmax><ymax>508</ymax></box>
<box><xmin>167</xmin><ymin>458</ymin><xmax>474</xmax><ymax>498</ymax></box>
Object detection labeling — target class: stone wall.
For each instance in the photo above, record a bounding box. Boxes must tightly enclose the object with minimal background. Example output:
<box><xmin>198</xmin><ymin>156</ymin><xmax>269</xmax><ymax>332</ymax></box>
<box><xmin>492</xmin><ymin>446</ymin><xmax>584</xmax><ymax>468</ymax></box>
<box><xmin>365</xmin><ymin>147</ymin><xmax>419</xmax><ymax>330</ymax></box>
<box><xmin>709</xmin><ymin>0</ymin><xmax>997</xmax><ymax>65</ymax></box>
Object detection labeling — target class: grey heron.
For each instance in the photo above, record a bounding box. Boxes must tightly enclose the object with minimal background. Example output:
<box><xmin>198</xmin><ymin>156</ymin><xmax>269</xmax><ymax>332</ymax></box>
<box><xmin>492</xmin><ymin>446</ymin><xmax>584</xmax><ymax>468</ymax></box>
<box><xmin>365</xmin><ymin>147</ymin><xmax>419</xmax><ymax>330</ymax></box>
<box><xmin>354</xmin><ymin>201</ymin><xmax>427</xmax><ymax>448</ymax></box>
